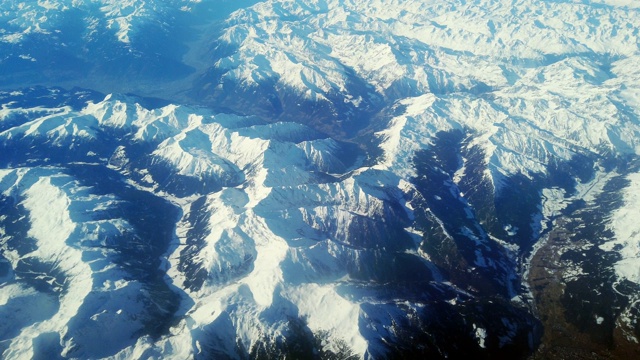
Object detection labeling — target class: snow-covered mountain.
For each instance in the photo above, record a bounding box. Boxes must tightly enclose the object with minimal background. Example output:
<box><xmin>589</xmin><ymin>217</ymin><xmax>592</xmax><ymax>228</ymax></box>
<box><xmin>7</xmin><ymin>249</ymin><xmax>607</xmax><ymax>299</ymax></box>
<box><xmin>1</xmin><ymin>0</ymin><xmax>640</xmax><ymax>359</ymax></box>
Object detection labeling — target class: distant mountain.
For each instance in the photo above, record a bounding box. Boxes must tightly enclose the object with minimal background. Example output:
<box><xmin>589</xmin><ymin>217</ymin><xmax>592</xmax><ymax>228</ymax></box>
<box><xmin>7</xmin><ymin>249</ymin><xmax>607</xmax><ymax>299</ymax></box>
<box><xmin>1</xmin><ymin>1</ymin><xmax>640</xmax><ymax>359</ymax></box>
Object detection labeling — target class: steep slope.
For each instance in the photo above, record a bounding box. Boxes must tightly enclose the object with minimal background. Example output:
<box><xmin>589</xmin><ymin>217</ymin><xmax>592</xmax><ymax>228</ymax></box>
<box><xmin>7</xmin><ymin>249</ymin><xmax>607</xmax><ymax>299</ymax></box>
<box><xmin>0</xmin><ymin>165</ymin><xmax>182</xmax><ymax>358</ymax></box>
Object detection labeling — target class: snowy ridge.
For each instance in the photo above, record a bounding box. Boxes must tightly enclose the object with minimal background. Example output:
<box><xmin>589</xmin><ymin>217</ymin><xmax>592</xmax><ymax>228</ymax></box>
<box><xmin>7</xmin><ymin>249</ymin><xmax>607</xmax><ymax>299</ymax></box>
<box><xmin>1</xmin><ymin>93</ymin><xmax>411</xmax><ymax>357</ymax></box>
<box><xmin>603</xmin><ymin>172</ymin><xmax>640</xmax><ymax>285</ymax></box>
<box><xmin>0</xmin><ymin>167</ymin><xmax>153</xmax><ymax>358</ymax></box>
<box><xmin>24</xmin><ymin>93</ymin><xmax>496</xmax><ymax>357</ymax></box>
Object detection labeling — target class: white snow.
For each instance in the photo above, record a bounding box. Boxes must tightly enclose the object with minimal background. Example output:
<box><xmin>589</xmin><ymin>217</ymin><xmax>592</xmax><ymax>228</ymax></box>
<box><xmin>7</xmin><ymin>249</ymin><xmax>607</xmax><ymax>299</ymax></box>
<box><xmin>286</xmin><ymin>283</ymin><xmax>368</xmax><ymax>354</ymax></box>
<box><xmin>0</xmin><ymin>167</ymin><xmax>162</xmax><ymax>358</ymax></box>
<box><xmin>3</xmin><ymin>171</ymin><xmax>93</xmax><ymax>358</ymax></box>
<box><xmin>473</xmin><ymin>323</ymin><xmax>487</xmax><ymax>349</ymax></box>
<box><xmin>602</xmin><ymin>172</ymin><xmax>640</xmax><ymax>285</ymax></box>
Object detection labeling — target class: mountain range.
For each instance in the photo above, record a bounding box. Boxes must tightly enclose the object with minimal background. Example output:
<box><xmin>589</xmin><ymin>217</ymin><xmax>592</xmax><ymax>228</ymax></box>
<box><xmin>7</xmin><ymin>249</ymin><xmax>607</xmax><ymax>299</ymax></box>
<box><xmin>1</xmin><ymin>0</ymin><xmax>640</xmax><ymax>358</ymax></box>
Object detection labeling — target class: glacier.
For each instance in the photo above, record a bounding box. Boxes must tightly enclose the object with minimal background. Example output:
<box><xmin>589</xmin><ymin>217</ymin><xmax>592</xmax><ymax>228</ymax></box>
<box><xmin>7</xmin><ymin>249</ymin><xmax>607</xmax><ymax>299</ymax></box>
<box><xmin>1</xmin><ymin>0</ymin><xmax>640</xmax><ymax>359</ymax></box>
